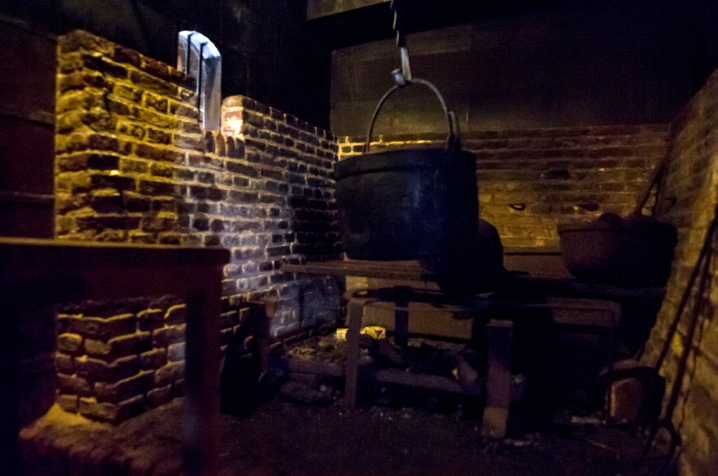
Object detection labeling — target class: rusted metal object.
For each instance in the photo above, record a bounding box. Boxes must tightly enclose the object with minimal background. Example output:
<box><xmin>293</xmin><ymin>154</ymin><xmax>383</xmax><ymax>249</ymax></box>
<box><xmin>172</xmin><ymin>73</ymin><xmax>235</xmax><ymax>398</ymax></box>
<box><xmin>558</xmin><ymin>156</ymin><xmax>677</xmax><ymax>288</ymax></box>
<box><xmin>558</xmin><ymin>213</ymin><xmax>676</xmax><ymax>287</ymax></box>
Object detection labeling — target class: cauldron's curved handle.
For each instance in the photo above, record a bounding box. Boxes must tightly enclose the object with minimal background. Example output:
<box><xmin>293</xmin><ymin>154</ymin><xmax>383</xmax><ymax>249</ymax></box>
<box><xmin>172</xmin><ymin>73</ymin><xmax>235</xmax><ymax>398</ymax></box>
<box><xmin>363</xmin><ymin>78</ymin><xmax>459</xmax><ymax>153</ymax></box>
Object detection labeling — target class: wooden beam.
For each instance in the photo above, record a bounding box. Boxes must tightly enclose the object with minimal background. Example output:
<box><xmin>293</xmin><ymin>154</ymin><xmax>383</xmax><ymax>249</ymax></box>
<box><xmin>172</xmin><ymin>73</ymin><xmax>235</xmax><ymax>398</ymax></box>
<box><xmin>307</xmin><ymin>0</ymin><xmax>390</xmax><ymax>20</ymax></box>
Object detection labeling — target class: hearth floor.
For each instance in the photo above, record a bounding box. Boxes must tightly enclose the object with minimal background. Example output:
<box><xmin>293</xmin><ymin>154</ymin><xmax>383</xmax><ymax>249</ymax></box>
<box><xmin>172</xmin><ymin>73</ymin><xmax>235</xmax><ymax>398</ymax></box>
<box><xmin>21</xmin><ymin>395</ymin><xmax>674</xmax><ymax>476</ymax></box>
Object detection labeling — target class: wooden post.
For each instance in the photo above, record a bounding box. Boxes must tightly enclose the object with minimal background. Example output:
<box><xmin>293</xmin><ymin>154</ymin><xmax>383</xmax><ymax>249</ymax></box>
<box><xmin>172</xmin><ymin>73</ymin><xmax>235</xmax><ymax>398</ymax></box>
<box><xmin>483</xmin><ymin>319</ymin><xmax>513</xmax><ymax>439</ymax></box>
<box><xmin>343</xmin><ymin>298</ymin><xmax>366</xmax><ymax>408</ymax></box>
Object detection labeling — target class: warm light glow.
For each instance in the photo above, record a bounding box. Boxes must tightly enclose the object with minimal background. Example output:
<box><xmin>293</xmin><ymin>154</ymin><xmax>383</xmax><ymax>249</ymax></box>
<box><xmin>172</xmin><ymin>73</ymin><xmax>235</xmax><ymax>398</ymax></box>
<box><xmin>223</xmin><ymin>118</ymin><xmax>243</xmax><ymax>137</ymax></box>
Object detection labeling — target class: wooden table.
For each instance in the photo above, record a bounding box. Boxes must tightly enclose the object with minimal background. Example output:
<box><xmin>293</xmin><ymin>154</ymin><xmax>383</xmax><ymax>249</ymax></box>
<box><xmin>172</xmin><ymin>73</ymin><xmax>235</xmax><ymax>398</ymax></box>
<box><xmin>282</xmin><ymin>260</ymin><xmax>640</xmax><ymax>438</ymax></box>
<box><xmin>0</xmin><ymin>238</ymin><xmax>228</xmax><ymax>476</ymax></box>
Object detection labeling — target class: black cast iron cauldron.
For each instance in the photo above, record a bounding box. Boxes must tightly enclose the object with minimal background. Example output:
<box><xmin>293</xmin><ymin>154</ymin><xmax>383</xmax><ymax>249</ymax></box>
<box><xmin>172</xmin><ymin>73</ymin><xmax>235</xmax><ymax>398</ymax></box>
<box><xmin>334</xmin><ymin>79</ymin><xmax>479</xmax><ymax>263</ymax></box>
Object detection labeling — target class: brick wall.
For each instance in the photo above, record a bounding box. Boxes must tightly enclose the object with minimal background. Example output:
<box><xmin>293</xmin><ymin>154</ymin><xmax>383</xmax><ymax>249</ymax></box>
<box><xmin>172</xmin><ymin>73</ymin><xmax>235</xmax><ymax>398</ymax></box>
<box><xmin>53</xmin><ymin>30</ymin><xmax>341</xmax><ymax>423</ymax></box>
<box><xmin>641</xmin><ymin>69</ymin><xmax>718</xmax><ymax>476</ymax></box>
<box><xmin>339</xmin><ymin>126</ymin><xmax>669</xmax><ymax>249</ymax></box>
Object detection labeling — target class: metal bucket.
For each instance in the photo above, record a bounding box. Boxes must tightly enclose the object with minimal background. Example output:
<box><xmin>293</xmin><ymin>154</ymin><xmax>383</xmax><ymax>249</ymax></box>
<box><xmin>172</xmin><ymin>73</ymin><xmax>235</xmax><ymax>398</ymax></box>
<box><xmin>334</xmin><ymin>79</ymin><xmax>479</xmax><ymax>262</ymax></box>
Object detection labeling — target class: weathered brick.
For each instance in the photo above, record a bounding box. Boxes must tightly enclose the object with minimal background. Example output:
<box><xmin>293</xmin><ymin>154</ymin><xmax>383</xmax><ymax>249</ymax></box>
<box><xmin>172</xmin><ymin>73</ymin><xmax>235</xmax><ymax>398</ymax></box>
<box><xmin>119</xmin><ymin>157</ymin><xmax>149</xmax><ymax>174</ymax></box>
<box><xmin>138</xmin><ymin>180</ymin><xmax>176</xmax><ymax>196</ymax></box>
<box><xmin>87</xmin><ymin>173</ymin><xmax>135</xmax><ymax>192</ymax></box>
<box><xmin>56</xmin><ymin>89</ymin><xmax>105</xmax><ymax>113</ymax></box>
<box><xmin>67</xmin><ymin>313</ymin><xmax>136</xmax><ymax>340</ymax></box>
<box><xmin>173</xmin><ymin>133</ymin><xmax>201</xmax><ymax>150</ymax></box>
<box><xmin>82</xmin><ymin>54</ymin><xmax>128</xmax><ymax>78</ymax></box>
<box><xmin>60</xmin><ymin>31</ymin><xmax>114</xmax><ymax>55</ymax></box>
<box><xmin>165</xmin><ymin>304</ymin><xmax>186</xmax><ymax>326</ymax></box>
<box><xmin>84</xmin><ymin>332</ymin><xmax>152</xmax><ymax>361</ymax></box>
<box><xmin>58</xmin><ymin>333</ymin><xmax>83</xmax><ymax>354</ymax></box>
<box><xmin>76</xmin><ymin>215</ymin><xmax>141</xmax><ymax>232</ymax></box>
<box><xmin>95</xmin><ymin>370</ymin><xmax>154</xmax><ymax>403</ymax></box>
<box><xmin>129</xmin><ymin>70</ymin><xmax>178</xmax><ymax>96</ymax></box>
<box><xmin>112</xmin><ymin>85</ymin><xmax>142</xmax><ymax>105</ymax></box>
<box><xmin>119</xmin><ymin>191</ymin><xmax>150</xmax><ymax>213</ymax></box>
<box><xmin>58</xmin><ymin>373</ymin><xmax>92</xmax><ymax>396</ymax></box>
<box><xmin>59</xmin><ymin>71</ymin><xmax>112</xmax><ymax>93</ymax></box>
<box><xmin>141</xmin><ymin>214</ymin><xmax>178</xmax><ymax>232</ymax></box>
<box><xmin>155</xmin><ymin>361</ymin><xmax>185</xmax><ymax>387</ymax></box>
<box><xmin>137</xmin><ymin>308</ymin><xmax>164</xmax><ymax>332</ymax></box>
<box><xmin>57</xmin><ymin>394</ymin><xmax>79</xmax><ymax>413</ymax></box>
<box><xmin>152</xmin><ymin>324</ymin><xmax>186</xmax><ymax>347</ymax></box>
<box><xmin>214</xmin><ymin>133</ymin><xmax>226</xmax><ymax>156</ymax></box>
<box><xmin>140</xmin><ymin>349</ymin><xmax>167</xmax><ymax>370</ymax></box>
<box><xmin>131</xmin><ymin>106</ymin><xmax>178</xmax><ymax>130</ymax></box>
<box><xmin>75</xmin><ymin>354</ymin><xmax>140</xmax><ymax>383</ymax></box>
<box><xmin>56</xmin><ymin>352</ymin><xmax>75</xmax><ymax>374</ymax></box>
<box><xmin>89</xmin><ymin>189</ymin><xmax>123</xmax><ymax>213</ymax></box>
<box><xmin>167</xmin><ymin>343</ymin><xmax>185</xmax><ymax>362</ymax></box>
<box><xmin>151</xmin><ymin>197</ymin><xmax>176</xmax><ymax>212</ymax></box>
<box><xmin>146</xmin><ymin>384</ymin><xmax>173</xmax><ymax>408</ymax></box>
<box><xmin>144</xmin><ymin>93</ymin><xmax>169</xmax><ymax>114</ymax></box>
<box><xmin>146</xmin><ymin>128</ymin><xmax>172</xmax><ymax>145</ymax></box>
<box><xmin>79</xmin><ymin>394</ymin><xmax>144</xmax><ymax>424</ymax></box>
<box><xmin>225</xmin><ymin>160</ymin><xmax>258</xmax><ymax>177</ymax></box>
<box><xmin>219</xmin><ymin>311</ymin><xmax>239</xmax><ymax>329</ymax></box>
<box><xmin>169</xmin><ymin>101</ymin><xmax>200</xmax><ymax>120</ymax></box>
<box><xmin>180</xmin><ymin>120</ymin><xmax>202</xmax><ymax>135</ymax></box>
<box><xmin>189</xmin><ymin>185</ymin><xmax>225</xmax><ymax>201</ymax></box>
<box><xmin>112</xmin><ymin>44</ymin><xmax>141</xmax><ymax>67</ymax></box>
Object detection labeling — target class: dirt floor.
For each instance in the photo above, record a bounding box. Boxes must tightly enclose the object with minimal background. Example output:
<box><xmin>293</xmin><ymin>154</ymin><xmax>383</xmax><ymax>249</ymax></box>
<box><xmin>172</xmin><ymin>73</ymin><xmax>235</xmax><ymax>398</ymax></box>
<box><xmin>21</xmin><ymin>332</ymin><xmax>675</xmax><ymax>475</ymax></box>
<box><xmin>22</xmin><ymin>392</ymin><xmax>675</xmax><ymax>476</ymax></box>
<box><xmin>219</xmin><ymin>397</ymin><xmax>672</xmax><ymax>476</ymax></box>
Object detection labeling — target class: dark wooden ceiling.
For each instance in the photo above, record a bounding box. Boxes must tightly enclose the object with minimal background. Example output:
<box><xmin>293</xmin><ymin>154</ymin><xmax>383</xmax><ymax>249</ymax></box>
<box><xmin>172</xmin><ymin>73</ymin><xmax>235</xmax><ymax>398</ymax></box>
<box><xmin>307</xmin><ymin>0</ymin><xmax>611</xmax><ymax>49</ymax></box>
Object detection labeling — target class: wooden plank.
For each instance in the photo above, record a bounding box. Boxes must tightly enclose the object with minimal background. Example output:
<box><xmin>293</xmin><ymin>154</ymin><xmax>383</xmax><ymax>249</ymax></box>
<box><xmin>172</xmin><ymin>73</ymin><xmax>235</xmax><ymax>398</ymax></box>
<box><xmin>307</xmin><ymin>0</ymin><xmax>389</xmax><ymax>20</ymax></box>
<box><xmin>360</xmin><ymin>368</ymin><xmax>476</xmax><ymax>395</ymax></box>
<box><xmin>287</xmin><ymin>358</ymin><xmax>476</xmax><ymax>395</ymax></box>
<box><xmin>283</xmin><ymin>260</ymin><xmax>430</xmax><ymax>281</ymax></box>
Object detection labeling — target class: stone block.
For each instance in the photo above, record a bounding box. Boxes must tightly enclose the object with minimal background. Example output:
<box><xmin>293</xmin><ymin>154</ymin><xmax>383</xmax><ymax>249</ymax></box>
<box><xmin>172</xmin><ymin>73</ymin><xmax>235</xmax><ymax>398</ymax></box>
<box><xmin>146</xmin><ymin>384</ymin><xmax>173</xmax><ymax>408</ymax></box>
<box><xmin>140</xmin><ymin>349</ymin><xmax>167</xmax><ymax>370</ymax></box>
<box><xmin>57</xmin><ymin>373</ymin><xmax>92</xmax><ymax>396</ymax></box>
<box><xmin>94</xmin><ymin>370</ymin><xmax>154</xmax><ymax>403</ymax></box>
<box><xmin>152</xmin><ymin>324</ymin><xmax>186</xmax><ymax>348</ymax></box>
<box><xmin>84</xmin><ymin>332</ymin><xmax>152</xmax><ymax>361</ymax></box>
<box><xmin>155</xmin><ymin>361</ymin><xmax>185</xmax><ymax>387</ymax></box>
<box><xmin>79</xmin><ymin>394</ymin><xmax>145</xmax><ymax>424</ymax></box>
<box><xmin>167</xmin><ymin>343</ymin><xmax>185</xmax><ymax>362</ymax></box>
<box><xmin>57</xmin><ymin>333</ymin><xmax>83</xmax><ymax>354</ymax></box>
<box><xmin>75</xmin><ymin>354</ymin><xmax>140</xmax><ymax>383</ymax></box>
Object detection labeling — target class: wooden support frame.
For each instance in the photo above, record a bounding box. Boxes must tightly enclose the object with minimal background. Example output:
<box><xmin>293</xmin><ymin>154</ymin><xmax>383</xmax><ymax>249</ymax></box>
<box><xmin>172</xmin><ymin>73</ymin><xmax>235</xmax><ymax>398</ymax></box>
<box><xmin>0</xmin><ymin>238</ymin><xmax>228</xmax><ymax>476</ymax></box>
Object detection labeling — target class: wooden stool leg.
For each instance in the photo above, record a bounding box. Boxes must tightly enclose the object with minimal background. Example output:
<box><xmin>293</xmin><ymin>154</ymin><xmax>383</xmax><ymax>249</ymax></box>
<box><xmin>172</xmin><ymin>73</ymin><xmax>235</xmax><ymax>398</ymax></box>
<box><xmin>343</xmin><ymin>298</ymin><xmax>366</xmax><ymax>409</ymax></box>
<box><xmin>483</xmin><ymin>319</ymin><xmax>513</xmax><ymax>439</ymax></box>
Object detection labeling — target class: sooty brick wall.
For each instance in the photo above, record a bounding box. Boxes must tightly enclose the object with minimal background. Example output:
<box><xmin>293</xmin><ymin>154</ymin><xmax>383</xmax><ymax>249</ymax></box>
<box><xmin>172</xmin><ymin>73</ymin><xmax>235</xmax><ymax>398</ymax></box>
<box><xmin>641</xmin><ymin>69</ymin><xmax>718</xmax><ymax>476</ymax></box>
<box><xmin>53</xmin><ymin>30</ymin><xmax>342</xmax><ymax>423</ymax></box>
<box><xmin>339</xmin><ymin>126</ymin><xmax>669</xmax><ymax>249</ymax></box>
